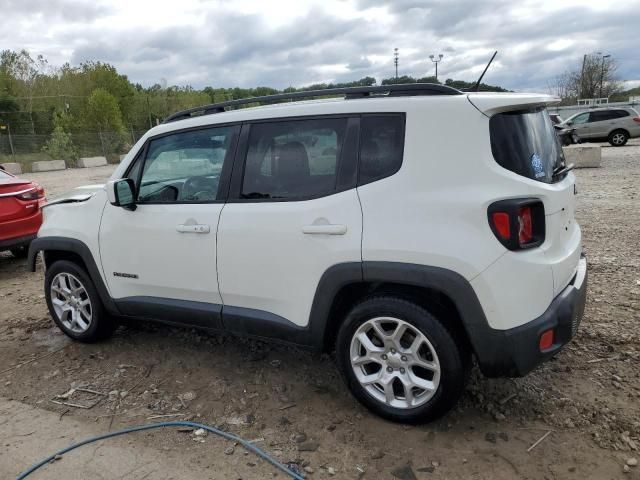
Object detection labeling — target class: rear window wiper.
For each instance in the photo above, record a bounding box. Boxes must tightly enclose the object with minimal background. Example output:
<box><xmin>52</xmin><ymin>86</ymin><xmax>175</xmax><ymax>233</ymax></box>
<box><xmin>552</xmin><ymin>163</ymin><xmax>575</xmax><ymax>179</ymax></box>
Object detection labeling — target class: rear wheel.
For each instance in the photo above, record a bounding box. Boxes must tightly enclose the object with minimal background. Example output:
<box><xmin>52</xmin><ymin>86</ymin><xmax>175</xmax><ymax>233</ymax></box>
<box><xmin>44</xmin><ymin>260</ymin><xmax>115</xmax><ymax>342</ymax></box>
<box><xmin>336</xmin><ymin>296</ymin><xmax>470</xmax><ymax>423</ymax></box>
<box><xmin>608</xmin><ymin>129</ymin><xmax>629</xmax><ymax>146</ymax></box>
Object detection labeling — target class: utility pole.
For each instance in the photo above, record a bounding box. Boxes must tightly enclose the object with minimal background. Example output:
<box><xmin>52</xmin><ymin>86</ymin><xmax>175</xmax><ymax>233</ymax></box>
<box><xmin>429</xmin><ymin>54</ymin><xmax>444</xmax><ymax>82</ymax></box>
<box><xmin>599</xmin><ymin>54</ymin><xmax>610</xmax><ymax>99</ymax></box>
<box><xmin>394</xmin><ymin>48</ymin><xmax>399</xmax><ymax>80</ymax></box>
<box><xmin>579</xmin><ymin>54</ymin><xmax>587</xmax><ymax>98</ymax></box>
<box><xmin>146</xmin><ymin>94</ymin><xmax>153</xmax><ymax>129</ymax></box>
<box><xmin>7</xmin><ymin>123</ymin><xmax>15</xmax><ymax>157</ymax></box>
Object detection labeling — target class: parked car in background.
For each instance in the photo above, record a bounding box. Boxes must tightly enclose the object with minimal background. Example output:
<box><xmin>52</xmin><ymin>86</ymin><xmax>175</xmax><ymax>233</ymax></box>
<box><xmin>549</xmin><ymin>113</ymin><xmax>563</xmax><ymax>125</ymax></box>
<box><xmin>561</xmin><ymin>107</ymin><xmax>640</xmax><ymax>146</ymax></box>
<box><xmin>0</xmin><ymin>169</ymin><xmax>46</xmax><ymax>257</ymax></box>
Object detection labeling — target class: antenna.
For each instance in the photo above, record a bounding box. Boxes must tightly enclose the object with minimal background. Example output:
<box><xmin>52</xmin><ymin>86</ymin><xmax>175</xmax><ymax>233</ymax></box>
<box><xmin>472</xmin><ymin>51</ymin><xmax>497</xmax><ymax>92</ymax></box>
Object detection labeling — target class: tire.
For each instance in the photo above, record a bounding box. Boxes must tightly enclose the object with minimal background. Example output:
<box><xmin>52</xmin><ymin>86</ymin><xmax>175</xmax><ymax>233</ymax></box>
<box><xmin>10</xmin><ymin>245</ymin><xmax>29</xmax><ymax>258</ymax></box>
<box><xmin>608</xmin><ymin>129</ymin><xmax>629</xmax><ymax>147</ymax></box>
<box><xmin>336</xmin><ymin>296</ymin><xmax>470</xmax><ymax>423</ymax></box>
<box><xmin>44</xmin><ymin>260</ymin><xmax>116</xmax><ymax>342</ymax></box>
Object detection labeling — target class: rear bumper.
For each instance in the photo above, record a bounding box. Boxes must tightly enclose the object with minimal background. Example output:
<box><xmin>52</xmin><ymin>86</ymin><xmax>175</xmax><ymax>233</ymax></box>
<box><xmin>475</xmin><ymin>254</ymin><xmax>587</xmax><ymax>377</ymax></box>
<box><xmin>0</xmin><ymin>209</ymin><xmax>42</xmax><ymax>250</ymax></box>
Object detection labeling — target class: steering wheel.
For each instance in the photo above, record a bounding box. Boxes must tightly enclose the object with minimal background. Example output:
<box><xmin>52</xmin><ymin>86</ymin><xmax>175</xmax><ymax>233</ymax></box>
<box><xmin>182</xmin><ymin>176</ymin><xmax>217</xmax><ymax>201</ymax></box>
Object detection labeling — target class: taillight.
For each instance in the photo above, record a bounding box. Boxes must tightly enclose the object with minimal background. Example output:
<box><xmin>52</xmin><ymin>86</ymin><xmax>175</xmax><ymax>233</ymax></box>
<box><xmin>17</xmin><ymin>185</ymin><xmax>45</xmax><ymax>201</ymax></box>
<box><xmin>491</xmin><ymin>212</ymin><xmax>510</xmax><ymax>240</ymax></box>
<box><xmin>488</xmin><ymin>199</ymin><xmax>545</xmax><ymax>250</ymax></box>
<box><xmin>518</xmin><ymin>206</ymin><xmax>533</xmax><ymax>244</ymax></box>
<box><xmin>633</xmin><ymin>116</ymin><xmax>640</xmax><ymax>124</ymax></box>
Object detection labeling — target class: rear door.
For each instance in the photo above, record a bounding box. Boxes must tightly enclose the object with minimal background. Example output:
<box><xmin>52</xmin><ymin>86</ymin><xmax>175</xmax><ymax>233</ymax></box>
<box><xmin>587</xmin><ymin>110</ymin><xmax>617</xmax><ymax>138</ymax></box>
<box><xmin>568</xmin><ymin>112</ymin><xmax>592</xmax><ymax>138</ymax></box>
<box><xmin>217</xmin><ymin>116</ymin><xmax>361</xmax><ymax>332</ymax></box>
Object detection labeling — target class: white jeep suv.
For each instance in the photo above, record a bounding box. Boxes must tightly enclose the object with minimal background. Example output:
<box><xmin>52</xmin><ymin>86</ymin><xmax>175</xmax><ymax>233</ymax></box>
<box><xmin>28</xmin><ymin>84</ymin><xmax>587</xmax><ymax>423</ymax></box>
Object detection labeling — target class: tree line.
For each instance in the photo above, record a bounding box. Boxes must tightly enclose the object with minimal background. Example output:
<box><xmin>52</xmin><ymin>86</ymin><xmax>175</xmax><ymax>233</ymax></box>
<box><xmin>547</xmin><ymin>53</ymin><xmax>638</xmax><ymax>104</ymax></box>
<box><xmin>0</xmin><ymin>49</ymin><xmax>513</xmax><ymax>161</ymax></box>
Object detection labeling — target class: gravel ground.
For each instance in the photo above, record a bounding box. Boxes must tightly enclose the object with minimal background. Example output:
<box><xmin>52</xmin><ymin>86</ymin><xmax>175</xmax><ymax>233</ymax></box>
<box><xmin>1</xmin><ymin>141</ymin><xmax>639</xmax><ymax>479</ymax></box>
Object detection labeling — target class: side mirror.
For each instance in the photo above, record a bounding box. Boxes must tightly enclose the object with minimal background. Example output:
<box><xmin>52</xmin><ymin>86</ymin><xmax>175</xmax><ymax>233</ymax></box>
<box><xmin>107</xmin><ymin>179</ymin><xmax>136</xmax><ymax>210</ymax></box>
<box><xmin>566</xmin><ymin>121</ymin><xmax>573</xmax><ymax>126</ymax></box>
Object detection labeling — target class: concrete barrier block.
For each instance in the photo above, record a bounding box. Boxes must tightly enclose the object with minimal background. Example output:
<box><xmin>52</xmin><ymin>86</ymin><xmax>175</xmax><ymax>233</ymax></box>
<box><xmin>77</xmin><ymin>156</ymin><xmax>108</xmax><ymax>168</ymax></box>
<box><xmin>31</xmin><ymin>160</ymin><xmax>66</xmax><ymax>172</ymax></box>
<box><xmin>1</xmin><ymin>162</ymin><xmax>22</xmax><ymax>175</ymax></box>
<box><xmin>562</xmin><ymin>145</ymin><xmax>601</xmax><ymax>168</ymax></box>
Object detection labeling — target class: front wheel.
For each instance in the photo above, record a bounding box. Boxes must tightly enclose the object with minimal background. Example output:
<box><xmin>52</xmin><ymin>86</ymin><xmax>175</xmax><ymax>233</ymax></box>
<box><xmin>608</xmin><ymin>130</ymin><xmax>629</xmax><ymax>147</ymax></box>
<box><xmin>336</xmin><ymin>296</ymin><xmax>470</xmax><ymax>423</ymax></box>
<box><xmin>44</xmin><ymin>260</ymin><xmax>116</xmax><ymax>342</ymax></box>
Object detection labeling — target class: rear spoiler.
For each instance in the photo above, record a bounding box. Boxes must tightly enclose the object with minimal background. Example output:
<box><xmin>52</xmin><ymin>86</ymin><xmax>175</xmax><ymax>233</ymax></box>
<box><xmin>467</xmin><ymin>93</ymin><xmax>560</xmax><ymax>116</ymax></box>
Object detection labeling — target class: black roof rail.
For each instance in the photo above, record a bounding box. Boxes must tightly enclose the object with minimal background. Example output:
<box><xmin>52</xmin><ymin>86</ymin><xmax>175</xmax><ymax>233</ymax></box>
<box><xmin>163</xmin><ymin>83</ymin><xmax>462</xmax><ymax>123</ymax></box>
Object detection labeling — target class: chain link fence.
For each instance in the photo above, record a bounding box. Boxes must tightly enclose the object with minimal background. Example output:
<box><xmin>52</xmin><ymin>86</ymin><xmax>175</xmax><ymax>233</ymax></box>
<box><xmin>0</xmin><ymin>130</ymin><xmax>147</xmax><ymax>171</ymax></box>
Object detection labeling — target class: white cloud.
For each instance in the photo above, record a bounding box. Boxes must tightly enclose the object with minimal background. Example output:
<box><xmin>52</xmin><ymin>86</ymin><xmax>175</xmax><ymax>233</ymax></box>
<box><xmin>1</xmin><ymin>0</ymin><xmax>639</xmax><ymax>90</ymax></box>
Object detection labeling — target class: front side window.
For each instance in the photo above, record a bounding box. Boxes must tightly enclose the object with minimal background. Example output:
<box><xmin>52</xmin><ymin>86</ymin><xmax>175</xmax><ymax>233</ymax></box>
<box><xmin>358</xmin><ymin>114</ymin><xmax>405</xmax><ymax>185</ymax></box>
<box><xmin>134</xmin><ymin>126</ymin><xmax>236</xmax><ymax>203</ymax></box>
<box><xmin>571</xmin><ymin>113</ymin><xmax>589</xmax><ymax>124</ymax></box>
<box><xmin>241</xmin><ymin>118</ymin><xmax>347</xmax><ymax>200</ymax></box>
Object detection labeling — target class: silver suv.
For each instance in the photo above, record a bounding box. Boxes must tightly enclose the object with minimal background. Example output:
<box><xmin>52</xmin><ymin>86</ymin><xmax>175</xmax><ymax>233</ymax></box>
<box><xmin>561</xmin><ymin>107</ymin><xmax>640</xmax><ymax>146</ymax></box>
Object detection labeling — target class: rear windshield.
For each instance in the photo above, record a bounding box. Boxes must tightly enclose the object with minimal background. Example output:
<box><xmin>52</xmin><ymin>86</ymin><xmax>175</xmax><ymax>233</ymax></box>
<box><xmin>489</xmin><ymin>107</ymin><xmax>564</xmax><ymax>184</ymax></box>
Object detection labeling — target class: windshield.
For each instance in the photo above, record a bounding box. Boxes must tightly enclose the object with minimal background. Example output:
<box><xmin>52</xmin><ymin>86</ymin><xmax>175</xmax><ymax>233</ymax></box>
<box><xmin>489</xmin><ymin>107</ymin><xmax>565</xmax><ymax>184</ymax></box>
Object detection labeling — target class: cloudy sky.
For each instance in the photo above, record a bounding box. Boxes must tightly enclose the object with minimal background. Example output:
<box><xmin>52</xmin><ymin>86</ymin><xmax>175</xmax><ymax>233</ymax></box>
<box><xmin>2</xmin><ymin>0</ymin><xmax>639</xmax><ymax>91</ymax></box>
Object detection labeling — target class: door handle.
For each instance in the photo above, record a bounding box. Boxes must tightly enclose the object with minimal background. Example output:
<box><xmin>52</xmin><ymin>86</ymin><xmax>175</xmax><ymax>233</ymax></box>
<box><xmin>176</xmin><ymin>224</ymin><xmax>210</xmax><ymax>234</ymax></box>
<box><xmin>302</xmin><ymin>224</ymin><xmax>347</xmax><ymax>235</ymax></box>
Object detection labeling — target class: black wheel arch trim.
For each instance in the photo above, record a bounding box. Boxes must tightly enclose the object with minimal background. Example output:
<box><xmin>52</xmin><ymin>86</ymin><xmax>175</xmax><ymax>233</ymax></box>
<box><xmin>308</xmin><ymin>261</ymin><xmax>492</xmax><ymax>357</ymax></box>
<box><xmin>27</xmin><ymin>236</ymin><xmax>121</xmax><ymax>316</ymax></box>
<box><xmin>26</xmin><ymin>245</ymin><xmax>500</xmax><ymax>373</ymax></box>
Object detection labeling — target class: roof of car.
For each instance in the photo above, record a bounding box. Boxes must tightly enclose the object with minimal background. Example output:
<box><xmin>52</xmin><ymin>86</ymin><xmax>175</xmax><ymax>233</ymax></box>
<box><xmin>163</xmin><ymin>83</ymin><xmax>463</xmax><ymax>123</ymax></box>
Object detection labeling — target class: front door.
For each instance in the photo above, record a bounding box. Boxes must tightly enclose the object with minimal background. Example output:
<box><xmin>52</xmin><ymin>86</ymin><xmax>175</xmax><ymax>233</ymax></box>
<box><xmin>99</xmin><ymin>125</ymin><xmax>239</xmax><ymax>326</ymax></box>
<box><xmin>217</xmin><ymin>117</ymin><xmax>362</xmax><ymax>331</ymax></box>
<box><xmin>568</xmin><ymin>112</ymin><xmax>592</xmax><ymax>138</ymax></box>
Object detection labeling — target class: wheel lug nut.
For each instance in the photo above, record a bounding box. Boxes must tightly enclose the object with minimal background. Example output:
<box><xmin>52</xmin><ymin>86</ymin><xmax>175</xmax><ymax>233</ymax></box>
<box><xmin>390</xmin><ymin>348</ymin><xmax>396</xmax><ymax>354</ymax></box>
<box><xmin>400</xmin><ymin>368</ymin><xmax>406</xmax><ymax>374</ymax></box>
<box><xmin>401</xmin><ymin>355</ymin><xmax>407</xmax><ymax>362</ymax></box>
<box><xmin>387</xmin><ymin>367</ymin><xmax>393</xmax><ymax>373</ymax></box>
<box><xmin>381</xmin><ymin>354</ymin><xmax>387</xmax><ymax>360</ymax></box>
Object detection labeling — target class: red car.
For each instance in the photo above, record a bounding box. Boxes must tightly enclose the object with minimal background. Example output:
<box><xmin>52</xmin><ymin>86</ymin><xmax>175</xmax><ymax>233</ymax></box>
<box><xmin>0</xmin><ymin>167</ymin><xmax>46</xmax><ymax>257</ymax></box>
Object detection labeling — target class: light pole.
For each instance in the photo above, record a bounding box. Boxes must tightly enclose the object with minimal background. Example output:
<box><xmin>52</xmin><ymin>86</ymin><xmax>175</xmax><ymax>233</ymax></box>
<box><xmin>429</xmin><ymin>54</ymin><xmax>444</xmax><ymax>82</ymax></box>
<box><xmin>599</xmin><ymin>54</ymin><xmax>610</xmax><ymax>99</ymax></box>
<box><xmin>394</xmin><ymin>48</ymin><xmax>399</xmax><ymax>80</ymax></box>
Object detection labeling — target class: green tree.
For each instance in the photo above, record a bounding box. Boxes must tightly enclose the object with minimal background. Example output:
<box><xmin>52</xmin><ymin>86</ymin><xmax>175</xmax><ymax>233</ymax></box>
<box><xmin>43</xmin><ymin>111</ymin><xmax>79</xmax><ymax>164</ymax></box>
<box><xmin>84</xmin><ymin>88</ymin><xmax>124</xmax><ymax>132</ymax></box>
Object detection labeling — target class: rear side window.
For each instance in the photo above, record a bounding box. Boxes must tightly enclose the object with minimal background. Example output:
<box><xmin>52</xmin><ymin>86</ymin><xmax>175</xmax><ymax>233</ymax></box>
<box><xmin>489</xmin><ymin>107</ymin><xmax>564</xmax><ymax>184</ymax></box>
<box><xmin>358</xmin><ymin>115</ymin><xmax>405</xmax><ymax>185</ymax></box>
<box><xmin>611</xmin><ymin>110</ymin><xmax>630</xmax><ymax>119</ymax></box>
<box><xmin>589</xmin><ymin>110</ymin><xmax>617</xmax><ymax>122</ymax></box>
<box><xmin>241</xmin><ymin>118</ymin><xmax>347</xmax><ymax>200</ymax></box>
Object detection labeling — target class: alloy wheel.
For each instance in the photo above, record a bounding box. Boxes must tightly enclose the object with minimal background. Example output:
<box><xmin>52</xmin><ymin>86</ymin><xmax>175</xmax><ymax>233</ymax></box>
<box><xmin>349</xmin><ymin>317</ymin><xmax>441</xmax><ymax>409</ymax></box>
<box><xmin>612</xmin><ymin>133</ymin><xmax>626</xmax><ymax>145</ymax></box>
<box><xmin>50</xmin><ymin>272</ymin><xmax>93</xmax><ymax>333</ymax></box>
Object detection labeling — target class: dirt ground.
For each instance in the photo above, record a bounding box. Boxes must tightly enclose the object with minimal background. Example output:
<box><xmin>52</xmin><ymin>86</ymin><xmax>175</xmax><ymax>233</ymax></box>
<box><xmin>1</xmin><ymin>141</ymin><xmax>639</xmax><ymax>480</ymax></box>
